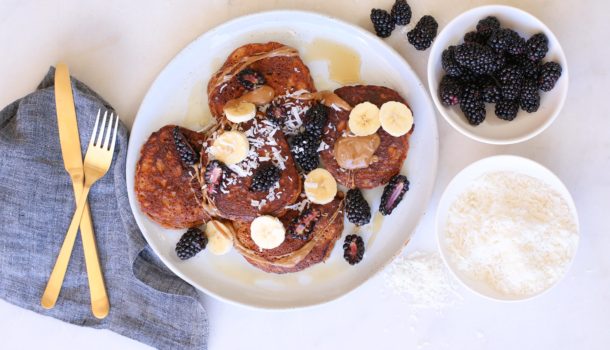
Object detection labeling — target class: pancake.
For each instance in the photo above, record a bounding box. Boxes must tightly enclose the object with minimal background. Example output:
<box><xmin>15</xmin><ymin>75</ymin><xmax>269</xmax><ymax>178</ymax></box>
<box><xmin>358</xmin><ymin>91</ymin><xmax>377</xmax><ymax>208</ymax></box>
<box><xmin>135</xmin><ymin>125</ymin><xmax>210</xmax><ymax>229</ymax></box>
<box><xmin>232</xmin><ymin>192</ymin><xmax>345</xmax><ymax>274</ymax></box>
<box><xmin>319</xmin><ymin>85</ymin><xmax>413</xmax><ymax>189</ymax></box>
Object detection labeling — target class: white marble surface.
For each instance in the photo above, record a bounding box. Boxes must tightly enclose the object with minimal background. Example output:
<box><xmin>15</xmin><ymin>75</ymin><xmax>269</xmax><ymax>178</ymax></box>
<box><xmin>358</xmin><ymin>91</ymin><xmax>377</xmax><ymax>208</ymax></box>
<box><xmin>1</xmin><ymin>0</ymin><xmax>609</xmax><ymax>349</ymax></box>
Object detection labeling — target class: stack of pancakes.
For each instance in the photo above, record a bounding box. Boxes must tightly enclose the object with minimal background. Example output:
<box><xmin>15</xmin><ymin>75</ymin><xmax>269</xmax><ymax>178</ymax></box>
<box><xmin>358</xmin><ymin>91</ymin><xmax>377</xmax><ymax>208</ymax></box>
<box><xmin>135</xmin><ymin>42</ymin><xmax>413</xmax><ymax>273</ymax></box>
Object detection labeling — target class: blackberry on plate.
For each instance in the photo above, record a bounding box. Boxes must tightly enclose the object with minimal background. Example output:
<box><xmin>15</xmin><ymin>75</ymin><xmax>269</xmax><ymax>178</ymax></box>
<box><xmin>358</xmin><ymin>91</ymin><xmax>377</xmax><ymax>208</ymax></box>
<box><xmin>407</xmin><ymin>15</ymin><xmax>438</xmax><ymax>51</ymax></box>
<box><xmin>237</xmin><ymin>68</ymin><xmax>265</xmax><ymax>90</ymax></box>
<box><xmin>250</xmin><ymin>163</ymin><xmax>281</xmax><ymax>192</ymax></box>
<box><xmin>481</xmin><ymin>81</ymin><xmax>502</xmax><ymax>103</ymax></box>
<box><xmin>441</xmin><ymin>46</ymin><xmax>463</xmax><ymax>77</ymax></box>
<box><xmin>288</xmin><ymin>207</ymin><xmax>321</xmax><ymax>240</ymax></box>
<box><xmin>495</xmin><ymin>99</ymin><xmax>519</xmax><ymax>121</ymax></box>
<box><xmin>439</xmin><ymin>75</ymin><xmax>462</xmax><ymax>106</ymax></box>
<box><xmin>379</xmin><ymin>174</ymin><xmax>409</xmax><ymax>216</ymax></box>
<box><xmin>457</xmin><ymin>69</ymin><xmax>482</xmax><ymax>85</ymax></box>
<box><xmin>391</xmin><ymin>0</ymin><xmax>412</xmax><ymax>25</ymax></box>
<box><xmin>304</xmin><ymin>103</ymin><xmax>328</xmax><ymax>137</ymax></box>
<box><xmin>538</xmin><ymin>62</ymin><xmax>562</xmax><ymax>92</ymax></box>
<box><xmin>497</xmin><ymin>65</ymin><xmax>524</xmax><ymax>100</ymax></box>
<box><xmin>487</xmin><ymin>28</ymin><xmax>525</xmax><ymax>55</ymax></box>
<box><xmin>370</xmin><ymin>9</ymin><xmax>395</xmax><ymax>38</ymax></box>
<box><xmin>463</xmin><ymin>31</ymin><xmax>487</xmax><ymax>45</ymax></box>
<box><xmin>343</xmin><ymin>234</ymin><xmax>365</xmax><ymax>265</ymax></box>
<box><xmin>266</xmin><ymin>102</ymin><xmax>286</xmax><ymax>126</ymax></box>
<box><xmin>519</xmin><ymin>79</ymin><xmax>540</xmax><ymax>113</ymax></box>
<box><xmin>205</xmin><ymin>160</ymin><xmax>231</xmax><ymax>195</ymax></box>
<box><xmin>525</xmin><ymin>33</ymin><xmax>549</xmax><ymax>62</ymax></box>
<box><xmin>173</xmin><ymin>126</ymin><xmax>199</xmax><ymax>167</ymax></box>
<box><xmin>290</xmin><ymin>132</ymin><xmax>321</xmax><ymax>173</ymax></box>
<box><xmin>510</xmin><ymin>54</ymin><xmax>539</xmax><ymax>79</ymax></box>
<box><xmin>459</xmin><ymin>84</ymin><xmax>486</xmax><ymax>125</ymax></box>
<box><xmin>346</xmin><ymin>189</ymin><xmax>371</xmax><ymax>226</ymax></box>
<box><xmin>176</xmin><ymin>227</ymin><xmax>207</xmax><ymax>260</ymax></box>
<box><xmin>476</xmin><ymin>16</ymin><xmax>500</xmax><ymax>37</ymax></box>
<box><xmin>454</xmin><ymin>42</ymin><xmax>499</xmax><ymax>75</ymax></box>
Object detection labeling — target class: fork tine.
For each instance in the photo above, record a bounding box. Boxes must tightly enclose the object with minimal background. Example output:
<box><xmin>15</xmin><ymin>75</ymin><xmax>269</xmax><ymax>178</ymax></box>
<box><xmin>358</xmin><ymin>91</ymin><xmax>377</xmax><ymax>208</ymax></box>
<box><xmin>89</xmin><ymin>109</ymin><xmax>101</xmax><ymax>148</ymax></box>
<box><xmin>109</xmin><ymin>114</ymin><xmax>119</xmax><ymax>154</ymax></box>
<box><xmin>95</xmin><ymin>111</ymin><xmax>108</xmax><ymax>147</ymax></box>
<box><xmin>102</xmin><ymin>113</ymin><xmax>114</xmax><ymax>150</ymax></box>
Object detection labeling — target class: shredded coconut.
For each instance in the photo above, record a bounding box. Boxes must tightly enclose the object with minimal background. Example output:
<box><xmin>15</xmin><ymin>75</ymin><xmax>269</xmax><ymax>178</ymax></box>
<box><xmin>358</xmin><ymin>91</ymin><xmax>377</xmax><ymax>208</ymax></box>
<box><xmin>444</xmin><ymin>171</ymin><xmax>579</xmax><ymax>297</ymax></box>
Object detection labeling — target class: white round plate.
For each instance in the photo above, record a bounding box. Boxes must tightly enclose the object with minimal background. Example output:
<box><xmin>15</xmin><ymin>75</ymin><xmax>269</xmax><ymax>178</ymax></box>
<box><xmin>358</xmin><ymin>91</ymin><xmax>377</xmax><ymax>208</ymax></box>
<box><xmin>428</xmin><ymin>5</ymin><xmax>569</xmax><ymax>145</ymax></box>
<box><xmin>436</xmin><ymin>155</ymin><xmax>579</xmax><ymax>301</ymax></box>
<box><xmin>126</xmin><ymin>10</ymin><xmax>438</xmax><ymax>309</ymax></box>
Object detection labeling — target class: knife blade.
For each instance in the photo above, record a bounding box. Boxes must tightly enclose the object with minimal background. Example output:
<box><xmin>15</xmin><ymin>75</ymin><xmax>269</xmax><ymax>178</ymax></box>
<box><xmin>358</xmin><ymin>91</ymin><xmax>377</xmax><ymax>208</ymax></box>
<box><xmin>40</xmin><ymin>63</ymin><xmax>109</xmax><ymax>319</ymax></box>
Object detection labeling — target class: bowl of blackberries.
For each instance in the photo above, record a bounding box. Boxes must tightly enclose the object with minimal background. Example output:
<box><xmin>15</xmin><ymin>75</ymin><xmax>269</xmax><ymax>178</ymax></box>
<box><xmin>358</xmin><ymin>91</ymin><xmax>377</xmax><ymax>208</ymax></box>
<box><xmin>427</xmin><ymin>5</ymin><xmax>568</xmax><ymax>144</ymax></box>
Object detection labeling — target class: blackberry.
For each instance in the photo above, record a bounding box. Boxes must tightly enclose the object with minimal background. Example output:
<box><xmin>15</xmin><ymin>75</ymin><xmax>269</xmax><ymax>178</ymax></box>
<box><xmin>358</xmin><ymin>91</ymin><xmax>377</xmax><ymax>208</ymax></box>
<box><xmin>459</xmin><ymin>84</ymin><xmax>486</xmax><ymax>125</ymax></box>
<box><xmin>458</xmin><ymin>69</ymin><xmax>482</xmax><ymax>85</ymax></box>
<box><xmin>204</xmin><ymin>160</ymin><xmax>231</xmax><ymax>195</ymax></box>
<box><xmin>304</xmin><ymin>104</ymin><xmax>328</xmax><ymax>137</ymax></box>
<box><xmin>463</xmin><ymin>31</ymin><xmax>487</xmax><ymax>45</ymax></box>
<box><xmin>391</xmin><ymin>0</ymin><xmax>411</xmax><ymax>25</ymax></box>
<box><xmin>237</xmin><ymin>68</ymin><xmax>265</xmax><ymax>90</ymax></box>
<box><xmin>497</xmin><ymin>65</ymin><xmax>524</xmax><ymax>100</ymax></box>
<box><xmin>343</xmin><ymin>234</ymin><xmax>365</xmax><ymax>265</ymax></box>
<box><xmin>525</xmin><ymin>33</ymin><xmax>549</xmax><ymax>62</ymax></box>
<box><xmin>495</xmin><ymin>99</ymin><xmax>519</xmax><ymax>121</ymax></box>
<box><xmin>288</xmin><ymin>207</ymin><xmax>321</xmax><ymax>240</ymax></box>
<box><xmin>172</xmin><ymin>126</ymin><xmax>198</xmax><ymax>167</ymax></box>
<box><xmin>290</xmin><ymin>132</ymin><xmax>321</xmax><ymax>173</ymax></box>
<box><xmin>407</xmin><ymin>15</ymin><xmax>438</xmax><ymax>51</ymax></box>
<box><xmin>481</xmin><ymin>81</ymin><xmax>502</xmax><ymax>103</ymax></box>
<box><xmin>176</xmin><ymin>228</ymin><xmax>207</xmax><ymax>260</ymax></box>
<box><xmin>439</xmin><ymin>75</ymin><xmax>462</xmax><ymax>106</ymax></box>
<box><xmin>250</xmin><ymin>163</ymin><xmax>281</xmax><ymax>192</ymax></box>
<box><xmin>519</xmin><ymin>79</ymin><xmax>540</xmax><ymax>113</ymax></box>
<box><xmin>441</xmin><ymin>46</ymin><xmax>464</xmax><ymax>77</ymax></box>
<box><xmin>538</xmin><ymin>62</ymin><xmax>562</xmax><ymax>92</ymax></box>
<box><xmin>476</xmin><ymin>16</ymin><xmax>500</xmax><ymax>37</ymax></box>
<box><xmin>379</xmin><ymin>174</ymin><xmax>410</xmax><ymax>216</ymax></box>
<box><xmin>511</xmin><ymin>54</ymin><xmax>539</xmax><ymax>79</ymax></box>
<box><xmin>346</xmin><ymin>189</ymin><xmax>371</xmax><ymax>226</ymax></box>
<box><xmin>370</xmin><ymin>9</ymin><xmax>395</xmax><ymax>38</ymax></box>
<box><xmin>266</xmin><ymin>103</ymin><xmax>286</xmax><ymax>126</ymax></box>
<box><xmin>487</xmin><ymin>28</ymin><xmax>525</xmax><ymax>55</ymax></box>
<box><xmin>454</xmin><ymin>42</ymin><xmax>499</xmax><ymax>75</ymax></box>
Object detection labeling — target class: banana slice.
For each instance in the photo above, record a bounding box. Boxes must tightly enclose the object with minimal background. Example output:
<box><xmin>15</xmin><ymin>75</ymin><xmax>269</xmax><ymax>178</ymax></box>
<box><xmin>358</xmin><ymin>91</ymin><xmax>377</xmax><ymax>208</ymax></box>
<box><xmin>304</xmin><ymin>168</ymin><xmax>337</xmax><ymax>205</ymax></box>
<box><xmin>250</xmin><ymin>215</ymin><xmax>285</xmax><ymax>250</ymax></box>
<box><xmin>210</xmin><ymin>131</ymin><xmax>249</xmax><ymax>165</ymax></box>
<box><xmin>379</xmin><ymin>101</ymin><xmax>413</xmax><ymax>137</ymax></box>
<box><xmin>206</xmin><ymin>220</ymin><xmax>234</xmax><ymax>255</ymax></box>
<box><xmin>223</xmin><ymin>100</ymin><xmax>256</xmax><ymax>123</ymax></box>
<box><xmin>348</xmin><ymin>102</ymin><xmax>381</xmax><ymax>136</ymax></box>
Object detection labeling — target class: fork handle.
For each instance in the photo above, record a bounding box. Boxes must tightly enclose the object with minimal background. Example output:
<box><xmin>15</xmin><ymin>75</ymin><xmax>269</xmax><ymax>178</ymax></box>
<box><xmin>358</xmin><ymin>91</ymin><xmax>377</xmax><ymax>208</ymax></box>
<box><xmin>41</xmin><ymin>185</ymin><xmax>92</xmax><ymax>310</ymax></box>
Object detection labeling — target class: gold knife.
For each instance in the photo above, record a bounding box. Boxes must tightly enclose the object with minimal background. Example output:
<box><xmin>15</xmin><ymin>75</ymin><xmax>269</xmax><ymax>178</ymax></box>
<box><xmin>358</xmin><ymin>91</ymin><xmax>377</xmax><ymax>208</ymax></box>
<box><xmin>40</xmin><ymin>63</ymin><xmax>109</xmax><ymax>319</ymax></box>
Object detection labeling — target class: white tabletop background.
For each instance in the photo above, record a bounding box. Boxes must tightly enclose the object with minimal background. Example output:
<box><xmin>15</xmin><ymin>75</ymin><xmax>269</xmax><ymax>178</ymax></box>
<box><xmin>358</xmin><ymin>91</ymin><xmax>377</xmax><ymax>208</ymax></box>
<box><xmin>1</xmin><ymin>0</ymin><xmax>608</xmax><ymax>349</ymax></box>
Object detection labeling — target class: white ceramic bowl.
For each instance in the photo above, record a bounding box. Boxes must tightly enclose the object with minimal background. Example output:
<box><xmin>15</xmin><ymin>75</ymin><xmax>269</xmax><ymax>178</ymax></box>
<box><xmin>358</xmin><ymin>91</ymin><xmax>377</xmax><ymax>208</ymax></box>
<box><xmin>436</xmin><ymin>155</ymin><xmax>579</xmax><ymax>301</ymax></box>
<box><xmin>428</xmin><ymin>5</ymin><xmax>569</xmax><ymax>145</ymax></box>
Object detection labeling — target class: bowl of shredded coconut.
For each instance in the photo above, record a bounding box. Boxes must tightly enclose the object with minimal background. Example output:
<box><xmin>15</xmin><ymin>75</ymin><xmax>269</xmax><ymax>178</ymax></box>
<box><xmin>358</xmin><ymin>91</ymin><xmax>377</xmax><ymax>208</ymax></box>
<box><xmin>436</xmin><ymin>155</ymin><xmax>579</xmax><ymax>301</ymax></box>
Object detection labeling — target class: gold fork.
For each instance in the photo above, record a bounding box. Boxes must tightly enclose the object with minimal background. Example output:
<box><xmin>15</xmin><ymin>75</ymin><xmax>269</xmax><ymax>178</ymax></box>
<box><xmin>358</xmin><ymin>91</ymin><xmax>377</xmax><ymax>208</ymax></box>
<box><xmin>41</xmin><ymin>110</ymin><xmax>119</xmax><ymax>312</ymax></box>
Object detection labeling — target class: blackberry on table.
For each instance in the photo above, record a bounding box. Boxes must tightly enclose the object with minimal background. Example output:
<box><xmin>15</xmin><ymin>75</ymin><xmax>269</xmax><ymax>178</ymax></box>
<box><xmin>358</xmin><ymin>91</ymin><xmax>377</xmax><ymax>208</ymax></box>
<box><xmin>439</xmin><ymin>75</ymin><xmax>462</xmax><ymax>106</ymax></box>
<box><xmin>343</xmin><ymin>234</ymin><xmax>365</xmax><ymax>265</ymax></box>
<box><xmin>250</xmin><ymin>163</ymin><xmax>281</xmax><ymax>192</ymax></box>
<box><xmin>482</xmin><ymin>81</ymin><xmax>502</xmax><ymax>103</ymax></box>
<box><xmin>290</xmin><ymin>132</ymin><xmax>321</xmax><ymax>173</ymax></box>
<box><xmin>459</xmin><ymin>84</ymin><xmax>486</xmax><ymax>125</ymax></box>
<box><xmin>441</xmin><ymin>46</ymin><xmax>464</xmax><ymax>77</ymax></box>
<box><xmin>176</xmin><ymin>228</ymin><xmax>207</xmax><ymax>260</ymax></box>
<box><xmin>379</xmin><ymin>174</ymin><xmax>410</xmax><ymax>216</ymax></box>
<box><xmin>391</xmin><ymin>0</ymin><xmax>412</xmax><ymax>25</ymax></box>
<box><xmin>525</xmin><ymin>33</ymin><xmax>549</xmax><ymax>62</ymax></box>
<box><xmin>370</xmin><ymin>9</ymin><xmax>395</xmax><ymax>38</ymax></box>
<box><xmin>495</xmin><ymin>99</ymin><xmax>519</xmax><ymax>121</ymax></box>
<box><xmin>346</xmin><ymin>189</ymin><xmax>371</xmax><ymax>226</ymax></box>
<box><xmin>476</xmin><ymin>16</ymin><xmax>500</xmax><ymax>37</ymax></box>
<box><xmin>304</xmin><ymin>104</ymin><xmax>328</xmax><ymax>137</ymax></box>
<box><xmin>497</xmin><ymin>65</ymin><xmax>524</xmax><ymax>100</ymax></box>
<box><xmin>172</xmin><ymin>126</ymin><xmax>199</xmax><ymax>167</ymax></box>
<box><xmin>237</xmin><ymin>68</ymin><xmax>265</xmax><ymax>90</ymax></box>
<box><xmin>538</xmin><ymin>62</ymin><xmax>562</xmax><ymax>92</ymax></box>
<box><xmin>487</xmin><ymin>28</ymin><xmax>525</xmax><ymax>55</ymax></box>
<box><xmin>454</xmin><ymin>42</ymin><xmax>499</xmax><ymax>75</ymax></box>
<box><xmin>288</xmin><ymin>207</ymin><xmax>321</xmax><ymax>241</ymax></box>
<box><xmin>407</xmin><ymin>15</ymin><xmax>438</xmax><ymax>51</ymax></box>
<box><xmin>204</xmin><ymin>160</ymin><xmax>231</xmax><ymax>195</ymax></box>
<box><xmin>519</xmin><ymin>79</ymin><xmax>540</xmax><ymax>113</ymax></box>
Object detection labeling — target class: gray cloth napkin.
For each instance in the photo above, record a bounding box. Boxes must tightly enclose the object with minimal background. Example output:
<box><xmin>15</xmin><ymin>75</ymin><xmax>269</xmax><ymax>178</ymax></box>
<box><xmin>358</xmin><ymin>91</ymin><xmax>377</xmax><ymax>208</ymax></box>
<box><xmin>0</xmin><ymin>68</ymin><xmax>208</xmax><ymax>349</ymax></box>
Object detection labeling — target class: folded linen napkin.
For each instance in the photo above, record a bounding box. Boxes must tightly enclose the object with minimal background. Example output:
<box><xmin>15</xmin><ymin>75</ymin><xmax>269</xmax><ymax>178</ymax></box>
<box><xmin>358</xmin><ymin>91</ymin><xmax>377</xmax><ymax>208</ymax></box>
<box><xmin>0</xmin><ymin>68</ymin><xmax>208</xmax><ymax>349</ymax></box>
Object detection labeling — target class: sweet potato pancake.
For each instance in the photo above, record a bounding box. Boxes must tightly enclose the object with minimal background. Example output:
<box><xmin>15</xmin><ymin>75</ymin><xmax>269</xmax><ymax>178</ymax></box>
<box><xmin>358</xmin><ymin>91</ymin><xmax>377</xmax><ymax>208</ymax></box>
<box><xmin>232</xmin><ymin>192</ymin><xmax>345</xmax><ymax>274</ymax></box>
<box><xmin>135</xmin><ymin>125</ymin><xmax>210</xmax><ymax>229</ymax></box>
<box><xmin>320</xmin><ymin>85</ymin><xmax>413</xmax><ymax>189</ymax></box>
